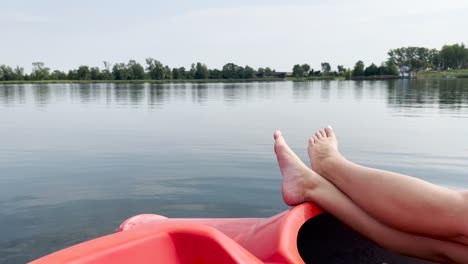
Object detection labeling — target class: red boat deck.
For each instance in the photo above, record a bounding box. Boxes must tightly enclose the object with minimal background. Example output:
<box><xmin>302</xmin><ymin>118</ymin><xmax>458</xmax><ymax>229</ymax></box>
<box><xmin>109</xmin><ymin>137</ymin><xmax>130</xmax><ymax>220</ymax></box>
<box><xmin>30</xmin><ymin>203</ymin><xmax>434</xmax><ymax>264</ymax></box>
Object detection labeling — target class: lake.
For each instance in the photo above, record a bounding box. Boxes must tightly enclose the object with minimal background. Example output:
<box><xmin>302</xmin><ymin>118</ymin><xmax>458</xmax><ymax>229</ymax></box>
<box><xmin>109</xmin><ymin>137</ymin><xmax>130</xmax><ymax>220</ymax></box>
<box><xmin>1</xmin><ymin>79</ymin><xmax>468</xmax><ymax>263</ymax></box>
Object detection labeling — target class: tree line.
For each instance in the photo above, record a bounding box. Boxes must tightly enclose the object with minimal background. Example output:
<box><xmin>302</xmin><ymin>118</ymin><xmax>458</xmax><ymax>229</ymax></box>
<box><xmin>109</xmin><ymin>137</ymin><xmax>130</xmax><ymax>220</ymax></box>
<box><xmin>0</xmin><ymin>60</ymin><xmax>268</xmax><ymax>81</ymax></box>
<box><xmin>292</xmin><ymin>43</ymin><xmax>468</xmax><ymax>78</ymax></box>
<box><xmin>0</xmin><ymin>43</ymin><xmax>466</xmax><ymax>81</ymax></box>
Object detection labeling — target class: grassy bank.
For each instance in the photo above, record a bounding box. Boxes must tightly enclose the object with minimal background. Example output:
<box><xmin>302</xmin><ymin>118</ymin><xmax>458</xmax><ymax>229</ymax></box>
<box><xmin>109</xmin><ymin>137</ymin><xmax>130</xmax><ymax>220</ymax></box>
<box><xmin>0</xmin><ymin>78</ymin><xmax>289</xmax><ymax>85</ymax></box>
<box><xmin>417</xmin><ymin>69</ymin><xmax>468</xmax><ymax>79</ymax></box>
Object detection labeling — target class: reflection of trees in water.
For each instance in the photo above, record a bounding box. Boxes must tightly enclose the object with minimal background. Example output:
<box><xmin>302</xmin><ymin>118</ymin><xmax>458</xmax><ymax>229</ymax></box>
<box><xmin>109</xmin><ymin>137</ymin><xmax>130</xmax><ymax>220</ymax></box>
<box><xmin>353</xmin><ymin>81</ymin><xmax>364</xmax><ymax>101</ymax></box>
<box><xmin>292</xmin><ymin>81</ymin><xmax>333</xmax><ymax>101</ymax></box>
<box><xmin>257</xmin><ymin>82</ymin><xmax>274</xmax><ymax>99</ymax></box>
<box><xmin>192</xmin><ymin>83</ymin><xmax>209</xmax><ymax>104</ymax></box>
<box><xmin>220</xmin><ymin>83</ymin><xmax>253</xmax><ymax>103</ymax></box>
<box><xmin>292</xmin><ymin>81</ymin><xmax>313</xmax><ymax>101</ymax></box>
<box><xmin>438</xmin><ymin>80</ymin><xmax>468</xmax><ymax>109</ymax></box>
<box><xmin>148</xmin><ymin>84</ymin><xmax>170</xmax><ymax>107</ymax></box>
<box><xmin>173</xmin><ymin>83</ymin><xmax>187</xmax><ymax>100</ymax></box>
<box><xmin>68</xmin><ymin>83</ymin><xmax>107</xmax><ymax>103</ymax></box>
<box><xmin>113</xmin><ymin>83</ymin><xmax>145</xmax><ymax>105</ymax></box>
<box><xmin>386</xmin><ymin>79</ymin><xmax>468</xmax><ymax>110</ymax></box>
<box><xmin>320</xmin><ymin>81</ymin><xmax>331</xmax><ymax>101</ymax></box>
<box><xmin>0</xmin><ymin>85</ymin><xmax>26</xmax><ymax>105</ymax></box>
<box><xmin>128</xmin><ymin>83</ymin><xmax>145</xmax><ymax>105</ymax></box>
<box><xmin>336</xmin><ymin>80</ymin><xmax>348</xmax><ymax>99</ymax></box>
<box><xmin>105</xmin><ymin>83</ymin><xmax>113</xmax><ymax>105</ymax></box>
<box><xmin>33</xmin><ymin>84</ymin><xmax>51</xmax><ymax>107</ymax></box>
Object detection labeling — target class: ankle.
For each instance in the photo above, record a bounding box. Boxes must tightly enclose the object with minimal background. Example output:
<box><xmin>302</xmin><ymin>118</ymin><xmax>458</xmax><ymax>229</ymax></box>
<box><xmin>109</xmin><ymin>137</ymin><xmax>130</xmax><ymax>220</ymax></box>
<box><xmin>303</xmin><ymin>170</ymin><xmax>319</xmax><ymax>191</ymax></box>
<box><xmin>321</xmin><ymin>154</ymin><xmax>346</xmax><ymax>177</ymax></box>
<box><xmin>303</xmin><ymin>173</ymin><xmax>324</xmax><ymax>202</ymax></box>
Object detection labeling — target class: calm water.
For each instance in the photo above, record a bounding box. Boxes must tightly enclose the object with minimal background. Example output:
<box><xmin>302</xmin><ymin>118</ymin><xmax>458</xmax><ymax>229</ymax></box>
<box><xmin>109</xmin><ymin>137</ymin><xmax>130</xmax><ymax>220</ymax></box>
<box><xmin>1</xmin><ymin>80</ymin><xmax>468</xmax><ymax>263</ymax></box>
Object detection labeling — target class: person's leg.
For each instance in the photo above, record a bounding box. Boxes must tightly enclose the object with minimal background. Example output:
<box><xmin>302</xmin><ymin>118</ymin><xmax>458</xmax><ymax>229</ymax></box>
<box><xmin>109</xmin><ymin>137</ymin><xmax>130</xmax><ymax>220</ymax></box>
<box><xmin>307</xmin><ymin>127</ymin><xmax>468</xmax><ymax>242</ymax></box>
<box><xmin>274</xmin><ymin>131</ymin><xmax>468</xmax><ymax>263</ymax></box>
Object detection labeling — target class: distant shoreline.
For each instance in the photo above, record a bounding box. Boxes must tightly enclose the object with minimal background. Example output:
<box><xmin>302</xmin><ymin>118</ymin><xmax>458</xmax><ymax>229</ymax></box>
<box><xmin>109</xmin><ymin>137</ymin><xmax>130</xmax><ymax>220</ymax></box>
<box><xmin>0</xmin><ymin>72</ymin><xmax>467</xmax><ymax>85</ymax></box>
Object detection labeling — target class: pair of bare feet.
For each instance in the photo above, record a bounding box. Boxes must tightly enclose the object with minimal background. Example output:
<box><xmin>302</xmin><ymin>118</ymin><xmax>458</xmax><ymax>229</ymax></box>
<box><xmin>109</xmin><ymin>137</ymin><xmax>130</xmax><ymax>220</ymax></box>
<box><xmin>274</xmin><ymin>126</ymin><xmax>343</xmax><ymax>206</ymax></box>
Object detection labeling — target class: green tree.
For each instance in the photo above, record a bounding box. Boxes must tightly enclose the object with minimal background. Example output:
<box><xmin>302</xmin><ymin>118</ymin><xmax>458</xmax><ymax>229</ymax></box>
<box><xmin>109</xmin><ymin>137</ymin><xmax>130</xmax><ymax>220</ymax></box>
<box><xmin>194</xmin><ymin>62</ymin><xmax>209</xmax><ymax>79</ymax></box>
<box><xmin>439</xmin><ymin>43</ymin><xmax>468</xmax><ymax>69</ymax></box>
<box><xmin>49</xmin><ymin>70</ymin><xmax>61</xmax><ymax>80</ymax></box>
<box><xmin>387</xmin><ymin>46</ymin><xmax>437</xmax><ymax>69</ymax></box>
<box><xmin>186</xmin><ymin>63</ymin><xmax>196</xmax><ymax>79</ymax></box>
<box><xmin>337</xmin><ymin>65</ymin><xmax>345</xmax><ymax>76</ymax></box>
<box><xmin>67</xmin><ymin>69</ymin><xmax>78</xmax><ymax>80</ymax></box>
<box><xmin>292</xmin><ymin>64</ymin><xmax>304</xmax><ymax>78</ymax></box>
<box><xmin>178</xmin><ymin>67</ymin><xmax>186</xmax><ymax>79</ymax></box>
<box><xmin>364</xmin><ymin>63</ymin><xmax>379</xmax><ymax>76</ymax></box>
<box><xmin>352</xmin><ymin>61</ymin><xmax>365</xmax><ymax>76</ymax></box>
<box><xmin>222</xmin><ymin>63</ymin><xmax>242</xmax><ymax>79</ymax></box>
<box><xmin>90</xmin><ymin>67</ymin><xmax>102</xmax><ymax>80</ymax></box>
<box><xmin>301</xmin><ymin>64</ymin><xmax>310</xmax><ymax>77</ymax></box>
<box><xmin>31</xmin><ymin>62</ymin><xmax>50</xmax><ymax>80</ymax></box>
<box><xmin>163</xmin><ymin>66</ymin><xmax>172</xmax><ymax>79</ymax></box>
<box><xmin>13</xmin><ymin>66</ymin><xmax>25</xmax><ymax>80</ymax></box>
<box><xmin>112</xmin><ymin>63</ymin><xmax>130</xmax><ymax>80</ymax></box>
<box><xmin>264</xmin><ymin>67</ymin><xmax>273</xmax><ymax>77</ymax></box>
<box><xmin>243</xmin><ymin>65</ymin><xmax>255</xmax><ymax>78</ymax></box>
<box><xmin>127</xmin><ymin>60</ymin><xmax>145</xmax><ymax>79</ymax></box>
<box><xmin>0</xmin><ymin>65</ymin><xmax>15</xmax><ymax>81</ymax></box>
<box><xmin>145</xmin><ymin>58</ymin><xmax>165</xmax><ymax>79</ymax></box>
<box><xmin>321</xmin><ymin>62</ymin><xmax>331</xmax><ymax>76</ymax></box>
<box><xmin>172</xmin><ymin>68</ymin><xmax>180</xmax><ymax>79</ymax></box>
<box><xmin>209</xmin><ymin>69</ymin><xmax>222</xmax><ymax>79</ymax></box>
<box><xmin>77</xmin><ymin>65</ymin><xmax>91</xmax><ymax>80</ymax></box>
<box><xmin>52</xmin><ymin>70</ymin><xmax>68</xmax><ymax>80</ymax></box>
<box><xmin>102</xmin><ymin>61</ymin><xmax>113</xmax><ymax>80</ymax></box>
<box><xmin>345</xmin><ymin>70</ymin><xmax>352</xmax><ymax>80</ymax></box>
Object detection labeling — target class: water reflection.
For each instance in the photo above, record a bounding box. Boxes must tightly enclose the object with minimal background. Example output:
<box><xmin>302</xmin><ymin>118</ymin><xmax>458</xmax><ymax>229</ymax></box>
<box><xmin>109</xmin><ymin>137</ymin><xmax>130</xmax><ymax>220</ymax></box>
<box><xmin>69</xmin><ymin>83</ymin><xmax>101</xmax><ymax>103</ymax></box>
<box><xmin>386</xmin><ymin>79</ymin><xmax>468</xmax><ymax>110</ymax></box>
<box><xmin>33</xmin><ymin>85</ymin><xmax>51</xmax><ymax>107</ymax></box>
<box><xmin>128</xmin><ymin>84</ymin><xmax>145</xmax><ymax>105</ymax></box>
<box><xmin>1</xmin><ymin>80</ymin><xmax>468</xmax><ymax>111</ymax></box>
<box><xmin>148</xmin><ymin>84</ymin><xmax>170</xmax><ymax>107</ymax></box>
<box><xmin>223</xmin><ymin>83</ymin><xmax>248</xmax><ymax>103</ymax></box>
<box><xmin>320</xmin><ymin>81</ymin><xmax>331</xmax><ymax>101</ymax></box>
<box><xmin>354</xmin><ymin>80</ymin><xmax>364</xmax><ymax>100</ymax></box>
<box><xmin>192</xmin><ymin>83</ymin><xmax>208</xmax><ymax>104</ymax></box>
<box><xmin>0</xmin><ymin>85</ymin><xmax>25</xmax><ymax>105</ymax></box>
<box><xmin>292</xmin><ymin>81</ymin><xmax>313</xmax><ymax>101</ymax></box>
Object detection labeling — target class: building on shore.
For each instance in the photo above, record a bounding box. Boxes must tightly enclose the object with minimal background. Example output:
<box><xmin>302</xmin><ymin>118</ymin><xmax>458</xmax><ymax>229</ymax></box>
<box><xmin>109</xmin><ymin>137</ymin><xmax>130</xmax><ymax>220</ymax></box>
<box><xmin>399</xmin><ymin>66</ymin><xmax>410</xmax><ymax>77</ymax></box>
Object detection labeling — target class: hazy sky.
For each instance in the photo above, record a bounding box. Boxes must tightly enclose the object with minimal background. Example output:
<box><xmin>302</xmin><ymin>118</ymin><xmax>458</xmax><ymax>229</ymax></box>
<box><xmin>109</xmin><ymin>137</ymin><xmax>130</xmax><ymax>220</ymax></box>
<box><xmin>1</xmin><ymin>0</ymin><xmax>467</xmax><ymax>72</ymax></box>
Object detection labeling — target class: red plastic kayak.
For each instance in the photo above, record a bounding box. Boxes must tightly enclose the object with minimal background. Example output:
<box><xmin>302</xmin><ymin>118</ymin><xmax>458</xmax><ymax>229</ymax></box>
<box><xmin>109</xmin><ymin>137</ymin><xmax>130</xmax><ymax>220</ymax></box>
<box><xmin>29</xmin><ymin>203</ymin><xmax>324</xmax><ymax>264</ymax></box>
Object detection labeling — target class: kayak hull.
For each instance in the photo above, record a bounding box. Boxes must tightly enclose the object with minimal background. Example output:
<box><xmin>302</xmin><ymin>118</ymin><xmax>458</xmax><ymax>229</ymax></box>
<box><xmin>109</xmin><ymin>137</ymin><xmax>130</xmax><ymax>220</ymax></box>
<box><xmin>29</xmin><ymin>203</ymin><xmax>324</xmax><ymax>264</ymax></box>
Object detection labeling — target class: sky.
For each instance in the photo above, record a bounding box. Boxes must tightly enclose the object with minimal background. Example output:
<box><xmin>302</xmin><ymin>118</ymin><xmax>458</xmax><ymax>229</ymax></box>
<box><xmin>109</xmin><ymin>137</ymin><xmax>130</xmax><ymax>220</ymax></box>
<box><xmin>1</xmin><ymin>0</ymin><xmax>467</xmax><ymax>72</ymax></box>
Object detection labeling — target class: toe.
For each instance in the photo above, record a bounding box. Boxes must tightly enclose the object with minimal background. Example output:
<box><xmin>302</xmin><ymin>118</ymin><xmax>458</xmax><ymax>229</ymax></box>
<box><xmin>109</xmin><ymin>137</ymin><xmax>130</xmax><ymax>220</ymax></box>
<box><xmin>319</xmin><ymin>129</ymin><xmax>326</xmax><ymax>138</ymax></box>
<box><xmin>274</xmin><ymin>130</ymin><xmax>282</xmax><ymax>140</ymax></box>
<box><xmin>274</xmin><ymin>132</ymin><xmax>295</xmax><ymax>155</ymax></box>
<box><xmin>325</xmin><ymin>126</ymin><xmax>335</xmax><ymax>138</ymax></box>
<box><xmin>308</xmin><ymin>137</ymin><xmax>315</xmax><ymax>145</ymax></box>
<box><xmin>315</xmin><ymin>131</ymin><xmax>322</xmax><ymax>139</ymax></box>
<box><xmin>313</xmin><ymin>135</ymin><xmax>319</xmax><ymax>142</ymax></box>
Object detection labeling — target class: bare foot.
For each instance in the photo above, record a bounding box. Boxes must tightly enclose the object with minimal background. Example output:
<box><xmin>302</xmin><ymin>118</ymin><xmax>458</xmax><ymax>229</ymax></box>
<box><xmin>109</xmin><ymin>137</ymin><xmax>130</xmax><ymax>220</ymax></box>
<box><xmin>308</xmin><ymin>126</ymin><xmax>345</xmax><ymax>176</ymax></box>
<box><xmin>274</xmin><ymin>131</ymin><xmax>317</xmax><ymax>206</ymax></box>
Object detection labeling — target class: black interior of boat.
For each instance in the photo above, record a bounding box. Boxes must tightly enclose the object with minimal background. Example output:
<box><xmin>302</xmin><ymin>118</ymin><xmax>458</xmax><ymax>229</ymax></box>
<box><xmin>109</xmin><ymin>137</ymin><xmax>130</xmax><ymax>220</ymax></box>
<box><xmin>297</xmin><ymin>213</ymin><xmax>437</xmax><ymax>264</ymax></box>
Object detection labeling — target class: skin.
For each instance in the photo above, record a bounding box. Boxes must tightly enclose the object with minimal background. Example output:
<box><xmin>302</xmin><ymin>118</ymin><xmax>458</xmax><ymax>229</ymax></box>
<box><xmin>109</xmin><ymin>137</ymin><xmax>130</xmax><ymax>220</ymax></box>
<box><xmin>273</xmin><ymin>130</ymin><xmax>468</xmax><ymax>263</ymax></box>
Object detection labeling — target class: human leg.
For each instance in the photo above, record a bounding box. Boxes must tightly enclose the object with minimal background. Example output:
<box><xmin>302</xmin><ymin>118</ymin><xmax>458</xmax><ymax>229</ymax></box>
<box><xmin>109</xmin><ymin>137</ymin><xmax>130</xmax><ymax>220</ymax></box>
<box><xmin>274</xmin><ymin>131</ymin><xmax>468</xmax><ymax>263</ymax></box>
<box><xmin>307</xmin><ymin>127</ymin><xmax>468</xmax><ymax>241</ymax></box>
